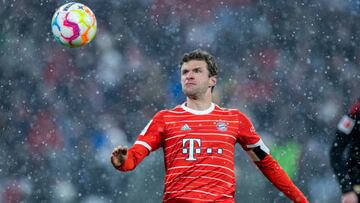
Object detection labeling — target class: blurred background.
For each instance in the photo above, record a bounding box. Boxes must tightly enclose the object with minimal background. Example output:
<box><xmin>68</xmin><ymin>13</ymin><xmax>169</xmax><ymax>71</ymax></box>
<box><xmin>1</xmin><ymin>0</ymin><xmax>360</xmax><ymax>202</ymax></box>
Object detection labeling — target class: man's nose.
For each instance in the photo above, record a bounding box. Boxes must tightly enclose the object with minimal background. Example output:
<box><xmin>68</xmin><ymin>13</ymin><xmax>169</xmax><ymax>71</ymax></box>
<box><xmin>185</xmin><ymin>71</ymin><xmax>194</xmax><ymax>79</ymax></box>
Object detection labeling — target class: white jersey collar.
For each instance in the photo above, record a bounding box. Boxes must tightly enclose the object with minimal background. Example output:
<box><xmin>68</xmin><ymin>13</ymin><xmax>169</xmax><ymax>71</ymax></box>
<box><xmin>181</xmin><ymin>102</ymin><xmax>215</xmax><ymax>115</ymax></box>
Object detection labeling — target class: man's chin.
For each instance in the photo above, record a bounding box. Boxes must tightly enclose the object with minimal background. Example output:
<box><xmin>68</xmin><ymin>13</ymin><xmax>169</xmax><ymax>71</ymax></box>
<box><xmin>182</xmin><ymin>90</ymin><xmax>198</xmax><ymax>99</ymax></box>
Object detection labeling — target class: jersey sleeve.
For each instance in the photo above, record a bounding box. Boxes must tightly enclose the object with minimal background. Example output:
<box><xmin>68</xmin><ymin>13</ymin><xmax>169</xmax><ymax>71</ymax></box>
<box><xmin>235</xmin><ymin>111</ymin><xmax>308</xmax><ymax>202</ymax></box>
<box><xmin>113</xmin><ymin>111</ymin><xmax>166</xmax><ymax>172</ymax></box>
<box><xmin>236</xmin><ymin>111</ymin><xmax>270</xmax><ymax>155</ymax></box>
<box><xmin>256</xmin><ymin>155</ymin><xmax>309</xmax><ymax>202</ymax></box>
<box><xmin>134</xmin><ymin>110</ymin><xmax>166</xmax><ymax>152</ymax></box>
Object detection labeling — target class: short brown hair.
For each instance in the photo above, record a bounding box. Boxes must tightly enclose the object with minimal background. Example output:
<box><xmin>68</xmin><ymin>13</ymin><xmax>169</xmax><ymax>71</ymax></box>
<box><xmin>180</xmin><ymin>49</ymin><xmax>218</xmax><ymax>77</ymax></box>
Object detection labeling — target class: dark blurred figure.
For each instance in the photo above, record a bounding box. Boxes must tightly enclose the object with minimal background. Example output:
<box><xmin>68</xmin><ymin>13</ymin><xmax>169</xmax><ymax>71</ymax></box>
<box><xmin>330</xmin><ymin>98</ymin><xmax>360</xmax><ymax>203</ymax></box>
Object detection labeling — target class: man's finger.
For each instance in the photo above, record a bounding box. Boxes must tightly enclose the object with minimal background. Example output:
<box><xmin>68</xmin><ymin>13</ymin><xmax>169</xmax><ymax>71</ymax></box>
<box><xmin>112</xmin><ymin>150</ymin><xmax>120</xmax><ymax>156</ymax></box>
<box><xmin>112</xmin><ymin>146</ymin><xmax>120</xmax><ymax>153</ymax></box>
<box><xmin>119</xmin><ymin>148</ymin><xmax>128</xmax><ymax>155</ymax></box>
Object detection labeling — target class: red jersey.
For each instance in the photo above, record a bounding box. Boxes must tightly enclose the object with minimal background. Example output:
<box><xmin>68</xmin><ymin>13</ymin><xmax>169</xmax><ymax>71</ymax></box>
<box><xmin>114</xmin><ymin>103</ymin><xmax>308</xmax><ymax>203</ymax></box>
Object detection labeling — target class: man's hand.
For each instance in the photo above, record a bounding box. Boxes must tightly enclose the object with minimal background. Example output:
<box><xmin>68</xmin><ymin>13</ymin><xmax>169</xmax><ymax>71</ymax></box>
<box><xmin>342</xmin><ymin>191</ymin><xmax>358</xmax><ymax>203</ymax></box>
<box><xmin>111</xmin><ymin>146</ymin><xmax>128</xmax><ymax>167</ymax></box>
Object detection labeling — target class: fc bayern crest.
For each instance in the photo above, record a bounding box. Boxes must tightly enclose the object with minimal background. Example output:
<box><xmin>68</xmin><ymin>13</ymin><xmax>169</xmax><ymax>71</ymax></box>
<box><xmin>216</xmin><ymin>121</ymin><xmax>228</xmax><ymax>131</ymax></box>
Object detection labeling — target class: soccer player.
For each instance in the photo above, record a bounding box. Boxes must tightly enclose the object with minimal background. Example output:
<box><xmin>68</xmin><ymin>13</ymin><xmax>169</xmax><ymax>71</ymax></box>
<box><xmin>330</xmin><ymin>98</ymin><xmax>360</xmax><ymax>203</ymax></box>
<box><xmin>111</xmin><ymin>49</ymin><xmax>308</xmax><ymax>202</ymax></box>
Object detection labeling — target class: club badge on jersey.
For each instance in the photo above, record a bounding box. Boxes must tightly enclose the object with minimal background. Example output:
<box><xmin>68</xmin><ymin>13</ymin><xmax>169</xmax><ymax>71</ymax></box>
<box><xmin>337</xmin><ymin>115</ymin><xmax>355</xmax><ymax>135</ymax></box>
<box><xmin>216</xmin><ymin>121</ymin><xmax>228</xmax><ymax>131</ymax></box>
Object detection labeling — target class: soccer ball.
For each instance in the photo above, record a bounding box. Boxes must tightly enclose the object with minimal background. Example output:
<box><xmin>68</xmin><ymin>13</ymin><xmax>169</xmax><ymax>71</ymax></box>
<box><xmin>51</xmin><ymin>2</ymin><xmax>97</xmax><ymax>48</ymax></box>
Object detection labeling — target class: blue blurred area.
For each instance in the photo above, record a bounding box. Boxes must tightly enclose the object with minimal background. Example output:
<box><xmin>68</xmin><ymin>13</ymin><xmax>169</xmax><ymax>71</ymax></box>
<box><xmin>0</xmin><ymin>0</ymin><xmax>359</xmax><ymax>202</ymax></box>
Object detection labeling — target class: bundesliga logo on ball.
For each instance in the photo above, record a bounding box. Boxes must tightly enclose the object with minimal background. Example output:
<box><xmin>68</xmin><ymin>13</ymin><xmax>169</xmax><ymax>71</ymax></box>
<box><xmin>51</xmin><ymin>2</ymin><xmax>97</xmax><ymax>48</ymax></box>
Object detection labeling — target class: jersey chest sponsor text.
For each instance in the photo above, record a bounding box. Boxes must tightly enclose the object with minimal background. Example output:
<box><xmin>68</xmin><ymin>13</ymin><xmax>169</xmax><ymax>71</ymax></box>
<box><xmin>164</xmin><ymin>120</ymin><xmax>238</xmax><ymax>162</ymax></box>
<box><xmin>181</xmin><ymin>138</ymin><xmax>225</xmax><ymax>161</ymax></box>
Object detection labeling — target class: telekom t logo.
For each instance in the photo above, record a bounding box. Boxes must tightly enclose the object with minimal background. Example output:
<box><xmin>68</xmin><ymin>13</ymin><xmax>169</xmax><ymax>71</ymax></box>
<box><xmin>182</xmin><ymin>138</ymin><xmax>201</xmax><ymax>161</ymax></box>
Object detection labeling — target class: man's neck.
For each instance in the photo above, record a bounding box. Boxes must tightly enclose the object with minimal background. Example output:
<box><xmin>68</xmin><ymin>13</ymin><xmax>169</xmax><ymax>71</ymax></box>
<box><xmin>185</xmin><ymin>98</ymin><xmax>212</xmax><ymax>111</ymax></box>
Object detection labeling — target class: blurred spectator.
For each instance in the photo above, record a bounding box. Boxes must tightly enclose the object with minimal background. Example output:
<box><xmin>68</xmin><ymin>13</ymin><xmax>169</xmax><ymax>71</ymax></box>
<box><xmin>27</xmin><ymin>109</ymin><xmax>64</xmax><ymax>154</ymax></box>
<box><xmin>330</xmin><ymin>98</ymin><xmax>360</xmax><ymax>203</ymax></box>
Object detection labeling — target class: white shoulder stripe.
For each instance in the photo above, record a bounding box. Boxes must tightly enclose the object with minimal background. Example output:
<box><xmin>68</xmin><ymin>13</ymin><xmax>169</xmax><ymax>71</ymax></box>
<box><xmin>140</xmin><ymin>119</ymin><xmax>153</xmax><ymax>135</ymax></box>
<box><xmin>134</xmin><ymin>141</ymin><xmax>152</xmax><ymax>151</ymax></box>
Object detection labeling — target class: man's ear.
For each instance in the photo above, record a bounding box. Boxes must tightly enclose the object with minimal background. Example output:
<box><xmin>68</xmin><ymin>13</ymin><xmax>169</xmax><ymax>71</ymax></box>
<box><xmin>209</xmin><ymin>76</ymin><xmax>217</xmax><ymax>87</ymax></box>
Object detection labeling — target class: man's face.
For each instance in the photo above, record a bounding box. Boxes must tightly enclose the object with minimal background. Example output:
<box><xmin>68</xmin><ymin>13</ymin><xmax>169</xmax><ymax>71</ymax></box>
<box><xmin>180</xmin><ymin>60</ymin><xmax>216</xmax><ymax>99</ymax></box>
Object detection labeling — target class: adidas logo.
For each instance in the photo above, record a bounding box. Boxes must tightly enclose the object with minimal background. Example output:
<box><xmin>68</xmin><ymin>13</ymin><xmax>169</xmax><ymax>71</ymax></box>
<box><xmin>181</xmin><ymin>124</ymin><xmax>191</xmax><ymax>131</ymax></box>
